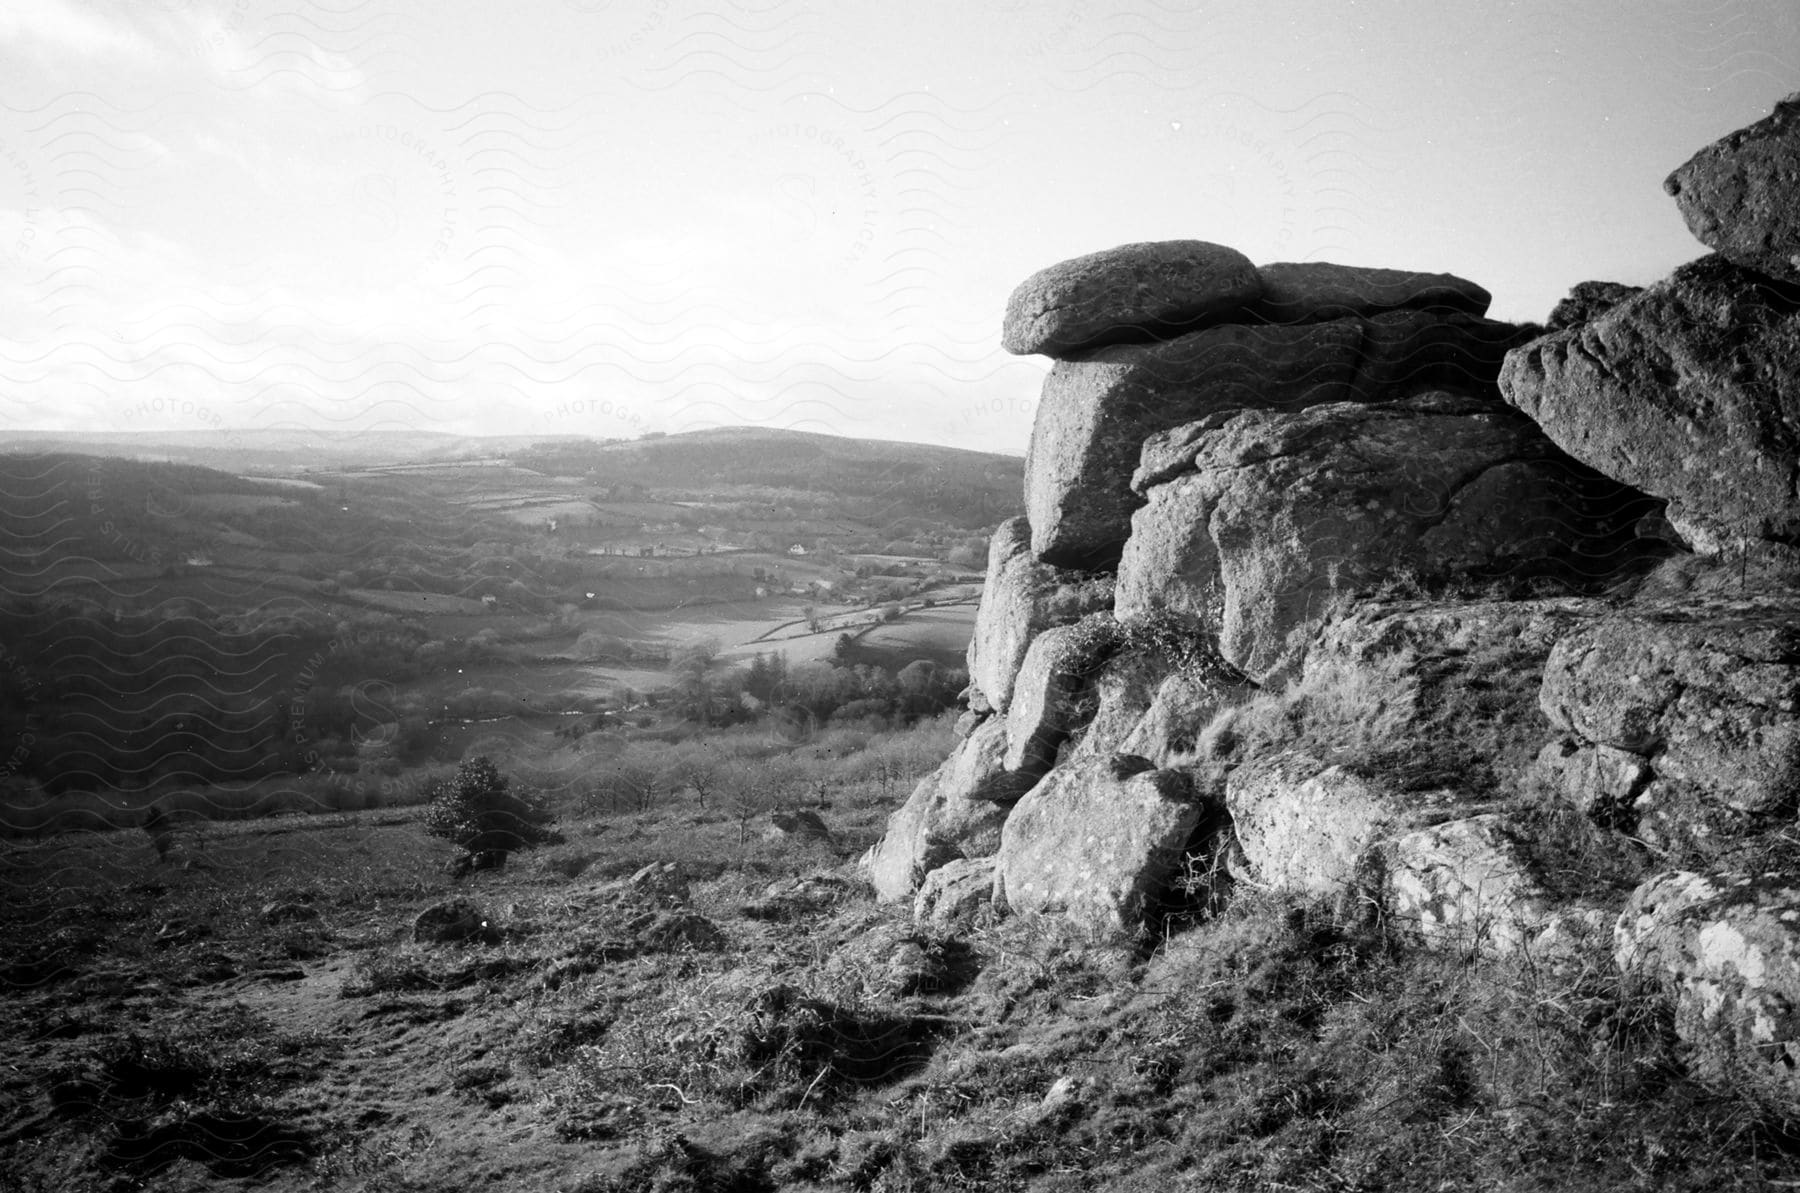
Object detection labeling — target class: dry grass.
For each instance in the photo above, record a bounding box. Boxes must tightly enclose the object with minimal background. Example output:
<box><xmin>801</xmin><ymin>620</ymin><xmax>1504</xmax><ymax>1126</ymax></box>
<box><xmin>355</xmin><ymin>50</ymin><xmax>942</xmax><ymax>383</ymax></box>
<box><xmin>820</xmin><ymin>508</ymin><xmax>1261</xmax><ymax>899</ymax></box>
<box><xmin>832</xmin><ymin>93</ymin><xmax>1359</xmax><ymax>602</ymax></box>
<box><xmin>3</xmin><ymin>712</ymin><xmax>1796</xmax><ymax>1191</ymax></box>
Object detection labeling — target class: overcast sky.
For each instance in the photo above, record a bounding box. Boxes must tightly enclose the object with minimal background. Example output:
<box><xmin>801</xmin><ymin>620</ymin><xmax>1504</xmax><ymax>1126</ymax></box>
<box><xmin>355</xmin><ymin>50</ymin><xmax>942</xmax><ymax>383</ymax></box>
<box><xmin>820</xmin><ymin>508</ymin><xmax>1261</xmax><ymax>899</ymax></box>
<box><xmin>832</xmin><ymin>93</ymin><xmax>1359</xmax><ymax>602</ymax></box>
<box><xmin>0</xmin><ymin>0</ymin><xmax>1795</xmax><ymax>455</ymax></box>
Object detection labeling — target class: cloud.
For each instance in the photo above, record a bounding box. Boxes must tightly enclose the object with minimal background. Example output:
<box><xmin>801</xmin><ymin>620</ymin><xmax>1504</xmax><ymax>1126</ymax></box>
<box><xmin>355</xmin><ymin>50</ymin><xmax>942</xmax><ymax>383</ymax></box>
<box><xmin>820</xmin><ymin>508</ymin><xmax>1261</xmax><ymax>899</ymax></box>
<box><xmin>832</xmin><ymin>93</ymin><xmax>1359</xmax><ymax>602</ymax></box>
<box><xmin>0</xmin><ymin>0</ymin><xmax>157</xmax><ymax>64</ymax></box>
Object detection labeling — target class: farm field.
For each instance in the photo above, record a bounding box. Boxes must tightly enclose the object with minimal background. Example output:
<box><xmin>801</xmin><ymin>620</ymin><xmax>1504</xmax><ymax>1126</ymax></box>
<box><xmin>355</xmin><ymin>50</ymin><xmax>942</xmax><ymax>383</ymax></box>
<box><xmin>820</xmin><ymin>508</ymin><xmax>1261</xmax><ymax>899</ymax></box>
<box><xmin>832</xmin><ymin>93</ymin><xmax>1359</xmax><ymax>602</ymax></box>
<box><xmin>0</xmin><ymin>431</ymin><xmax>1015</xmax><ymax>834</ymax></box>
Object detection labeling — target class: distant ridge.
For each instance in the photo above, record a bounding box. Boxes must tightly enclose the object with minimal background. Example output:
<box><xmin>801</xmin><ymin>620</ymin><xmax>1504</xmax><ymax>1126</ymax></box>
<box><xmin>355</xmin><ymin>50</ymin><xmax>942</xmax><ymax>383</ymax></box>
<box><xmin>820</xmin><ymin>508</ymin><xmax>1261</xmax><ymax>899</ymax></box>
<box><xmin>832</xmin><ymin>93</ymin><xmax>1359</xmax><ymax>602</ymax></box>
<box><xmin>0</xmin><ymin>425</ymin><xmax>1023</xmax><ymax>472</ymax></box>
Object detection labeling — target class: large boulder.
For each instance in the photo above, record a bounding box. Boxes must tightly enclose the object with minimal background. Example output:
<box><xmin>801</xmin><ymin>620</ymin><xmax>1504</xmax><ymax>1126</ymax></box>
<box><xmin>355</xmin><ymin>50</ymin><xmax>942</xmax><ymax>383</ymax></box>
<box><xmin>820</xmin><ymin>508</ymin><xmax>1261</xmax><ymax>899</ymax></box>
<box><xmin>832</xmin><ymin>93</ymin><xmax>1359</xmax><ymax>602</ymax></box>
<box><xmin>1384</xmin><ymin>814</ymin><xmax>1555</xmax><ymax>952</ymax></box>
<box><xmin>993</xmin><ymin>754</ymin><xmax>1206</xmax><ymax>933</ymax></box>
<box><xmin>1665</xmin><ymin>91</ymin><xmax>1800</xmax><ymax>285</ymax></box>
<box><xmin>1226</xmin><ymin>753</ymin><xmax>1552</xmax><ymax>951</ymax></box>
<box><xmin>967</xmin><ymin>517</ymin><xmax>1112</xmax><ymax>713</ymax></box>
<box><xmin>1002</xmin><ymin>240</ymin><xmax>1262</xmax><ymax>358</ymax></box>
<box><xmin>1534</xmin><ymin>595</ymin><xmax>1800</xmax><ymax>860</ymax></box>
<box><xmin>1027</xmin><ymin>312</ymin><xmax>1534</xmax><ymax>568</ymax></box>
<box><xmin>1002</xmin><ymin>613</ymin><xmax>1120</xmax><ymax>771</ymax></box>
<box><xmin>942</xmin><ymin>717</ymin><xmax>1042</xmax><ymax>804</ymax></box>
<box><xmin>1616</xmin><ymin>869</ymin><xmax>1800</xmax><ymax>1098</ymax></box>
<box><xmin>863</xmin><ymin>750</ymin><xmax>1015</xmax><ymax>902</ymax></box>
<box><xmin>1115</xmin><ymin>392</ymin><xmax>1652</xmax><ymax>682</ymax></box>
<box><xmin>1500</xmin><ymin>255</ymin><xmax>1800</xmax><ymax>555</ymax></box>
<box><xmin>1252</xmin><ymin>261</ymin><xmax>1491</xmax><ymax>323</ymax></box>
<box><xmin>1025</xmin><ymin>318</ymin><xmax>1363</xmax><ymax>568</ymax></box>
<box><xmin>1227</xmin><ymin>752</ymin><xmax>1429</xmax><ymax>897</ymax></box>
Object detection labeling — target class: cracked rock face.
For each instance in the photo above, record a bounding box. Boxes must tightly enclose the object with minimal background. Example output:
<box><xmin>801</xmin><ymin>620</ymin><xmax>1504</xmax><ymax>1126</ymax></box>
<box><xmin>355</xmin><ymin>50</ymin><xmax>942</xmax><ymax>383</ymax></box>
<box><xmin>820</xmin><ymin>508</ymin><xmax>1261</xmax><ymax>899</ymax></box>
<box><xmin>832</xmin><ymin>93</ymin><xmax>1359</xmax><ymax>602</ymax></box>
<box><xmin>1250</xmin><ymin>261</ymin><xmax>1492</xmax><ymax>323</ymax></box>
<box><xmin>1114</xmin><ymin>392</ymin><xmax>1653</xmax><ymax>682</ymax></box>
<box><xmin>1500</xmin><ymin>254</ymin><xmax>1800</xmax><ymax>555</ymax></box>
<box><xmin>1665</xmin><ymin>90</ymin><xmax>1800</xmax><ymax>285</ymax></box>
<box><xmin>1535</xmin><ymin>595</ymin><xmax>1800</xmax><ymax>861</ymax></box>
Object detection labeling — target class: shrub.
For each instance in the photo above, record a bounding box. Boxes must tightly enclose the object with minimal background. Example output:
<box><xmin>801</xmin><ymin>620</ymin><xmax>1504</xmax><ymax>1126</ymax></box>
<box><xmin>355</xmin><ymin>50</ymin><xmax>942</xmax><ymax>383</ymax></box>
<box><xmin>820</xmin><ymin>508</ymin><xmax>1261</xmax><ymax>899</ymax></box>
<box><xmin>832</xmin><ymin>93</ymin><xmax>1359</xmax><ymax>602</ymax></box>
<box><xmin>422</xmin><ymin>756</ymin><xmax>558</xmax><ymax>863</ymax></box>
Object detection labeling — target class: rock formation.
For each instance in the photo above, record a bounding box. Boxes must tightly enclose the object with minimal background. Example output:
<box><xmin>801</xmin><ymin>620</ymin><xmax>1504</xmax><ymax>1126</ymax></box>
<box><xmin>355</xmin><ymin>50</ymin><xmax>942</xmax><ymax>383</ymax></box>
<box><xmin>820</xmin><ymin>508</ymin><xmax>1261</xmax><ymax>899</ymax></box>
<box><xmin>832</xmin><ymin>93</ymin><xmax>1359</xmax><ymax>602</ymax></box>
<box><xmin>1665</xmin><ymin>92</ymin><xmax>1800</xmax><ymax>284</ymax></box>
<box><xmin>865</xmin><ymin>87</ymin><xmax>1800</xmax><ymax>1102</ymax></box>
<box><xmin>1500</xmin><ymin>255</ymin><xmax>1800</xmax><ymax>557</ymax></box>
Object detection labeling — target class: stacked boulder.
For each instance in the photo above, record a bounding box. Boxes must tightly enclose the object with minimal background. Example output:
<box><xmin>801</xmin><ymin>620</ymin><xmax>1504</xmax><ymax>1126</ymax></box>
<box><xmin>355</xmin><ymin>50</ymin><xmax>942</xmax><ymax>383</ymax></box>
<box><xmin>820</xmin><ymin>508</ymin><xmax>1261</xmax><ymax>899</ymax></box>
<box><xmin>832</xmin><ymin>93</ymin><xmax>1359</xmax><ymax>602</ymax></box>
<box><xmin>865</xmin><ymin>89</ymin><xmax>1800</xmax><ymax>1103</ymax></box>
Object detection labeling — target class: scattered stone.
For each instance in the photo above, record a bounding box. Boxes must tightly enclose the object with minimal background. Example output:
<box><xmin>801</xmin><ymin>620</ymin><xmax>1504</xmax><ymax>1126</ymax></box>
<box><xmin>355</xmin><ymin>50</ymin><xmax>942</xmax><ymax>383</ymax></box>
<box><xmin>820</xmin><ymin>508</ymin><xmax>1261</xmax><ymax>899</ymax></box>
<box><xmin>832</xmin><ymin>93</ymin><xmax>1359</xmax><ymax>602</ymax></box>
<box><xmin>762</xmin><ymin>809</ymin><xmax>833</xmax><ymax>844</ymax></box>
<box><xmin>260</xmin><ymin>902</ymin><xmax>319</xmax><ymax>926</ymax></box>
<box><xmin>993</xmin><ymin>754</ymin><xmax>1205</xmax><ymax>933</ymax></box>
<box><xmin>1665</xmin><ymin>91</ymin><xmax>1800</xmax><ymax>283</ymax></box>
<box><xmin>913</xmin><ymin>857</ymin><xmax>996</xmax><ymax>926</ymax></box>
<box><xmin>629</xmin><ymin>911</ymin><xmax>727</xmax><ymax>953</ymax></box>
<box><xmin>444</xmin><ymin>850</ymin><xmax>507</xmax><ymax>879</ymax></box>
<box><xmin>413</xmin><ymin>898</ymin><xmax>496</xmax><ymax>945</ymax></box>
<box><xmin>1253</xmin><ymin>261</ymin><xmax>1492</xmax><ymax>323</ymax></box>
<box><xmin>623</xmin><ymin>862</ymin><xmax>691</xmax><ymax>905</ymax></box>
<box><xmin>1500</xmin><ymin>254</ymin><xmax>1800</xmax><ymax>555</ymax></box>
<box><xmin>742</xmin><ymin>874</ymin><xmax>854</xmax><ymax>921</ymax></box>
<box><xmin>1002</xmin><ymin>239</ymin><xmax>1262</xmax><ymax>357</ymax></box>
<box><xmin>1616</xmin><ymin>869</ymin><xmax>1800</xmax><ymax>1098</ymax></box>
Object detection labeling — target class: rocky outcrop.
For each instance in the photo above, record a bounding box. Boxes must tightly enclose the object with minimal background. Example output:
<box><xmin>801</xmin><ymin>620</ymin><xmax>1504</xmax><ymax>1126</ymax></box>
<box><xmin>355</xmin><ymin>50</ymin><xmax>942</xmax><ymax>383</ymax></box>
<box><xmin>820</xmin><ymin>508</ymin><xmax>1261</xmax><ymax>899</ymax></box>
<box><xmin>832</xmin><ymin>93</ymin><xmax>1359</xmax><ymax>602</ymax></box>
<box><xmin>1500</xmin><ymin>255</ymin><xmax>1800</xmax><ymax>555</ymax></box>
<box><xmin>1251</xmin><ymin>262</ymin><xmax>1491</xmax><ymax>323</ymax></box>
<box><xmin>867</xmin><ymin>99</ymin><xmax>1800</xmax><ymax>1120</ymax></box>
<box><xmin>967</xmin><ymin>517</ymin><xmax>1112</xmax><ymax>713</ymax></box>
<box><xmin>1534</xmin><ymin>595</ymin><xmax>1800</xmax><ymax>860</ymax></box>
<box><xmin>1026</xmin><ymin>310</ymin><xmax>1532</xmax><ymax>568</ymax></box>
<box><xmin>993</xmin><ymin>754</ymin><xmax>1206</xmax><ymax>932</ymax></box>
<box><xmin>1002</xmin><ymin>240</ymin><xmax>1262</xmax><ymax>358</ymax></box>
<box><xmin>1114</xmin><ymin>392</ymin><xmax>1651</xmax><ymax>681</ymax></box>
<box><xmin>1616</xmin><ymin>869</ymin><xmax>1800</xmax><ymax>1097</ymax></box>
<box><xmin>1665</xmin><ymin>91</ymin><xmax>1800</xmax><ymax>285</ymax></box>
